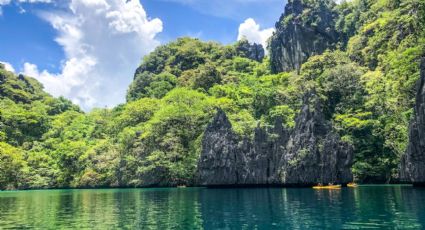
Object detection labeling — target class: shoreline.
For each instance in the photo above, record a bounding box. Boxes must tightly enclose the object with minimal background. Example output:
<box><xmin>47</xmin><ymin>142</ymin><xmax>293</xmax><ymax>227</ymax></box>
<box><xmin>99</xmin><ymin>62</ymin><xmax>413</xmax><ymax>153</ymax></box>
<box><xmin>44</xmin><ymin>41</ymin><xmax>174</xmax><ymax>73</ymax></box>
<box><xmin>0</xmin><ymin>183</ymin><xmax>418</xmax><ymax>192</ymax></box>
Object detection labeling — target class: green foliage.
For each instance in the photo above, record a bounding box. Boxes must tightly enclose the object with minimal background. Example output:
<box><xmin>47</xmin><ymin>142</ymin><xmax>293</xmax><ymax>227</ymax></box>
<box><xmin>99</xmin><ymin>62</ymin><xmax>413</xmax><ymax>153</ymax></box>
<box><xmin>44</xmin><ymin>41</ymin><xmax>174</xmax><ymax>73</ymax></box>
<box><xmin>179</xmin><ymin>63</ymin><xmax>222</xmax><ymax>91</ymax></box>
<box><xmin>340</xmin><ymin>0</ymin><xmax>425</xmax><ymax>181</ymax></box>
<box><xmin>0</xmin><ymin>99</ymin><xmax>50</xmax><ymax>145</ymax></box>
<box><xmin>126</xmin><ymin>37</ymin><xmax>238</xmax><ymax>101</ymax></box>
<box><xmin>77</xmin><ymin>139</ymin><xmax>120</xmax><ymax>188</ymax></box>
<box><xmin>0</xmin><ymin>69</ymin><xmax>46</xmax><ymax>103</ymax></box>
<box><xmin>0</xmin><ymin>142</ymin><xmax>28</xmax><ymax>190</ymax></box>
<box><xmin>121</xmin><ymin>88</ymin><xmax>217</xmax><ymax>186</ymax></box>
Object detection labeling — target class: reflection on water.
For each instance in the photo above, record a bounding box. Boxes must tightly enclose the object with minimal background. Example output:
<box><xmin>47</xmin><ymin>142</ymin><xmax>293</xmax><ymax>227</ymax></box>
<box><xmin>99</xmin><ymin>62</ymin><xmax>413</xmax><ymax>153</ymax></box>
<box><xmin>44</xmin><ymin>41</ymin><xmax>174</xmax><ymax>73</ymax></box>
<box><xmin>0</xmin><ymin>186</ymin><xmax>424</xmax><ymax>229</ymax></box>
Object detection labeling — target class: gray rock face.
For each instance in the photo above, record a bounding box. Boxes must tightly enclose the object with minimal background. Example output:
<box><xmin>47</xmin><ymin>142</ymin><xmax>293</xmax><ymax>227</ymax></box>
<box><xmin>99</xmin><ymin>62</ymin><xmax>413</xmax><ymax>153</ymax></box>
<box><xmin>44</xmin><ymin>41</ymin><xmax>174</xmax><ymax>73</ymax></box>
<box><xmin>279</xmin><ymin>93</ymin><xmax>353</xmax><ymax>185</ymax></box>
<box><xmin>247</xmin><ymin>118</ymin><xmax>290</xmax><ymax>184</ymax></box>
<box><xmin>198</xmin><ymin>92</ymin><xmax>354</xmax><ymax>186</ymax></box>
<box><xmin>236</xmin><ymin>39</ymin><xmax>265</xmax><ymax>62</ymax></box>
<box><xmin>197</xmin><ymin>109</ymin><xmax>289</xmax><ymax>186</ymax></box>
<box><xmin>269</xmin><ymin>0</ymin><xmax>340</xmax><ymax>73</ymax></box>
<box><xmin>400</xmin><ymin>58</ymin><xmax>425</xmax><ymax>185</ymax></box>
<box><xmin>197</xmin><ymin>109</ymin><xmax>240</xmax><ymax>185</ymax></box>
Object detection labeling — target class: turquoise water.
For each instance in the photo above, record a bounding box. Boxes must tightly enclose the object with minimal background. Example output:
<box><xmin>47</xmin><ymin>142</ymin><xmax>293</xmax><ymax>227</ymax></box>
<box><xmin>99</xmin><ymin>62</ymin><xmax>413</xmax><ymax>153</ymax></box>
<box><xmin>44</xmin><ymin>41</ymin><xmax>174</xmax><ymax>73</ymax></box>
<box><xmin>0</xmin><ymin>185</ymin><xmax>424</xmax><ymax>229</ymax></box>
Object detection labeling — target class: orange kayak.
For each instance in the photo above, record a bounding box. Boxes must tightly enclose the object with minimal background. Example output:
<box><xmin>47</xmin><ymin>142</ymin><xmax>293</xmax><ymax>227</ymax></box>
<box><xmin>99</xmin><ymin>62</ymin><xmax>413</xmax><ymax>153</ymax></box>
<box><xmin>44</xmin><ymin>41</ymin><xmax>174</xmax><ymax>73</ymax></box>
<box><xmin>347</xmin><ymin>183</ymin><xmax>358</xmax><ymax>188</ymax></box>
<box><xmin>313</xmin><ymin>185</ymin><xmax>341</xmax><ymax>190</ymax></box>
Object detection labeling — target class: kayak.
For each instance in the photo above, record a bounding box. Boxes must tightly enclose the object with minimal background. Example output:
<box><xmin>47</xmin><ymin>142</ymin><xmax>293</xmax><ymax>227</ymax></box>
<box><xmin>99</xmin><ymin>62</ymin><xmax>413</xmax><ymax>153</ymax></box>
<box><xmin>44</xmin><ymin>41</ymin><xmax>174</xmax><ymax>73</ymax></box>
<box><xmin>313</xmin><ymin>185</ymin><xmax>341</xmax><ymax>190</ymax></box>
<box><xmin>347</xmin><ymin>183</ymin><xmax>358</xmax><ymax>188</ymax></box>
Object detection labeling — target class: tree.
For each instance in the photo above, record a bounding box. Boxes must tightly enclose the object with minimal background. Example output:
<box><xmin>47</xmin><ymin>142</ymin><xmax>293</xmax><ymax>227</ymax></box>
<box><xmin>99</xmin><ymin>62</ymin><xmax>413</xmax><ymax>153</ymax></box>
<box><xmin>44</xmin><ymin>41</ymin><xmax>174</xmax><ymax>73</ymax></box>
<box><xmin>0</xmin><ymin>142</ymin><xmax>28</xmax><ymax>190</ymax></box>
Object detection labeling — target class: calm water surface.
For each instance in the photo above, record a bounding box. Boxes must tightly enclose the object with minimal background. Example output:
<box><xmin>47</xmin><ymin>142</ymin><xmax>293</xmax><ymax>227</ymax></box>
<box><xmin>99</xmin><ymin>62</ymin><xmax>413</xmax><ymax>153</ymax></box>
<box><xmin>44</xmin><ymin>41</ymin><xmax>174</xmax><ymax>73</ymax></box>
<box><xmin>0</xmin><ymin>185</ymin><xmax>424</xmax><ymax>229</ymax></box>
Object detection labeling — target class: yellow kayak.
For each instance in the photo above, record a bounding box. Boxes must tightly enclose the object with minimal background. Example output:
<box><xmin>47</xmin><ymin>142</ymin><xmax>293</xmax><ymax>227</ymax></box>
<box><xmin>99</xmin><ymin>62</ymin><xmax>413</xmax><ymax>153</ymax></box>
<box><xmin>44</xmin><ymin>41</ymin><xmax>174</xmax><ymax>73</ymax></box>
<box><xmin>313</xmin><ymin>185</ymin><xmax>341</xmax><ymax>190</ymax></box>
<box><xmin>347</xmin><ymin>183</ymin><xmax>358</xmax><ymax>188</ymax></box>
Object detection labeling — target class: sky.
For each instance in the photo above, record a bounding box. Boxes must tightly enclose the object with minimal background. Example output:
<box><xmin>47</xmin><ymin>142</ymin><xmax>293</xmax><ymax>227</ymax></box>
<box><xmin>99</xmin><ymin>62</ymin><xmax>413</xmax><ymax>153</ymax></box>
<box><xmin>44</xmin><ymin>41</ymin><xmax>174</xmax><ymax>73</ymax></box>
<box><xmin>0</xmin><ymin>0</ymin><xmax>286</xmax><ymax>110</ymax></box>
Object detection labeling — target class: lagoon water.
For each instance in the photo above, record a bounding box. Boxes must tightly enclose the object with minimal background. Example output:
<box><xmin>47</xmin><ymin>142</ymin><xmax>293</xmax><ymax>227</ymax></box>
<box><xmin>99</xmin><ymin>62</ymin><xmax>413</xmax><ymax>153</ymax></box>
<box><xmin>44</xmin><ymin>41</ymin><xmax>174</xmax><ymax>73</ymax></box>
<box><xmin>0</xmin><ymin>185</ymin><xmax>424</xmax><ymax>229</ymax></box>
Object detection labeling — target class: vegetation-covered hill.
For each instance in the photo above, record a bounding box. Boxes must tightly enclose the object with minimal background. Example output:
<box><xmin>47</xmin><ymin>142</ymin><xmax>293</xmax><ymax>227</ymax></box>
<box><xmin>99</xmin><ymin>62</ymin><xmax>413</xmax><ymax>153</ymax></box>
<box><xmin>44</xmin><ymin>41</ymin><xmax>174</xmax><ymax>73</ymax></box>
<box><xmin>1</xmin><ymin>0</ymin><xmax>424</xmax><ymax>190</ymax></box>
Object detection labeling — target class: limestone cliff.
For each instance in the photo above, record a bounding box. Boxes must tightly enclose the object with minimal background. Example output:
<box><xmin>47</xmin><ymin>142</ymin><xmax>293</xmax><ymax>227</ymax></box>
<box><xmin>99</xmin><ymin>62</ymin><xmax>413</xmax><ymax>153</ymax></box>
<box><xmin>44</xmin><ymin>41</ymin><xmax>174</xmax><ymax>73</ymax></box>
<box><xmin>279</xmin><ymin>93</ymin><xmax>353</xmax><ymax>185</ymax></box>
<box><xmin>400</xmin><ymin>58</ymin><xmax>425</xmax><ymax>185</ymax></box>
<box><xmin>198</xmin><ymin>92</ymin><xmax>353</xmax><ymax>186</ymax></box>
<box><xmin>269</xmin><ymin>0</ymin><xmax>340</xmax><ymax>73</ymax></box>
<box><xmin>197</xmin><ymin>109</ymin><xmax>289</xmax><ymax>186</ymax></box>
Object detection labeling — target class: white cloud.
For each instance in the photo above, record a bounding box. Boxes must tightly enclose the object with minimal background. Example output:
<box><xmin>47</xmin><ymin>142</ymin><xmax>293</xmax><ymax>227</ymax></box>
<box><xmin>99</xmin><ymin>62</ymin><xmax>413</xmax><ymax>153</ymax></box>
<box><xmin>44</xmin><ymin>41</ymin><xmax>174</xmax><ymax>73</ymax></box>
<box><xmin>0</xmin><ymin>0</ymin><xmax>51</xmax><ymax>4</ymax></box>
<box><xmin>0</xmin><ymin>0</ymin><xmax>52</xmax><ymax>6</ymax></box>
<box><xmin>237</xmin><ymin>18</ymin><xmax>274</xmax><ymax>51</ymax></box>
<box><xmin>0</xmin><ymin>0</ymin><xmax>10</xmax><ymax>14</ymax></box>
<box><xmin>0</xmin><ymin>0</ymin><xmax>11</xmax><ymax>5</ymax></box>
<box><xmin>0</xmin><ymin>61</ymin><xmax>16</xmax><ymax>73</ymax></box>
<box><xmin>20</xmin><ymin>0</ymin><xmax>51</xmax><ymax>2</ymax></box>
<box><xmin>21</xmin><ymin>0</ymin><xmax>162</xmax><ymax>110</ymax></box>
<box><xmin>0</xmin><ymin>0</ymin><xmax>52</xmax><ymax>15</ymax></box>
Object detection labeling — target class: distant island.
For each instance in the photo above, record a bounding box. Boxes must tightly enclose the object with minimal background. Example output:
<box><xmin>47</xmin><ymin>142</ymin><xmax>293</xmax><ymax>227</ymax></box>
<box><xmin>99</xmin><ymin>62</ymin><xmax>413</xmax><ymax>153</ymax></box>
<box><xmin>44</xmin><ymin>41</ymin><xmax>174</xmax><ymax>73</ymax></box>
<box><xmin>1</xmin><ymin>0</ymin><xmax>425</xmax><ymax>190</ymax></box>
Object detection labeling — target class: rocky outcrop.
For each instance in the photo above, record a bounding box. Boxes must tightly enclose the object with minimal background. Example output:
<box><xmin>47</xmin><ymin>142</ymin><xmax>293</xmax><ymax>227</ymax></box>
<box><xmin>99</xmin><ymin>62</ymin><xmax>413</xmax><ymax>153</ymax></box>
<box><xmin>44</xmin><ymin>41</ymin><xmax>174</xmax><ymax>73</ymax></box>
<box><xmin>269</xmin><ymin>0</ymin><xmax>340</xmax><ymax>73</ymax></box>
<box><xmin>246</xmin><ymin>118</ymin><xmax>290</xmax><ymax>184</ymax></box>
<box><xmin>400</xmin><ymin>58</ymin><xmax>425</xmax><ymax>186</ymax></box>
<box><xmin>197</xmin><ymin>109</ymin><xmax>289</xmax><ymax>186</ymax></box>
<box><xmin>197</xmin><ymin>109</ymin><xmax>240</xmax><ymax>185</ymax></box>
<box><xmin>198</xmin><ymin>92</ymin><xmax>354</xmax><ymax>187</ymax></box>
<box><xmin>236</xmin><ymin>39</ymin><xmax>265</xmax><ymax>62</ymax></box>
<box><xmin>279</xmin><ymin>93</ymin><xmax>353</xmax><ymax>185</ymax></box>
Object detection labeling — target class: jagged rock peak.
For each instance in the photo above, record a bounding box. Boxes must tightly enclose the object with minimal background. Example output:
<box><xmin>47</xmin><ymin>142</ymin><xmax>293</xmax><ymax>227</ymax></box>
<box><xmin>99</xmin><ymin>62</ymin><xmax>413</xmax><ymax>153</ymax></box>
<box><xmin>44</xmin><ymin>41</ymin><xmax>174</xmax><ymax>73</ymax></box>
<box><xmin>400</xmin><ymin>58</ymin><xmax>425</xmax><ymax>185</ymax></box>
<box><xmin>293</xmin><ymin>92</ymin><xmax>330</xmax><ymax>136</ymax></box>
<box><xmin>198</xmin><ymin>109</ymin><xmax>289</xmax><ymax>186</ymax></box>
<box><xmin>236</xmin><ymin>39</ymin><xmax>265</xmax><ymax>62</ymax></box>
<box><xmin>279</xmin><ymin>91</ymin><xmax>353</xmax><ymax>185</ymax></box>
<box><xmin>208</xmin><ymin>108</ymin><xmax>233</xmax><ymax>132</ymax></box>
<box><xmin>197</xmin><ymin>109</ymin><xmax>239</xmax><ymax>186</ymax></box>
<box><xmin>197</xmin><ymin>93</ymin><xmax>354</xmax><ymax>187</ymax></box>
<box><xmin>269</xmin><ymin>0</ymin><xmax>340</xmax><ymax>73</ymax></box>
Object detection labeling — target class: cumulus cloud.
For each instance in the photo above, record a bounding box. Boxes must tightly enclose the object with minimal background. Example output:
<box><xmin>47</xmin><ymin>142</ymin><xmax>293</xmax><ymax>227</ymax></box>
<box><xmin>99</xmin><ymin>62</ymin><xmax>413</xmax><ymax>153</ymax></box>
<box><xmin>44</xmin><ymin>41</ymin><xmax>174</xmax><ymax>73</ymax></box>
<box><xmin>0</xmin><ymin>0</ymin><xmax>10</xmax><ymax>14</ymax></box>
<box><xmin>237</xmin><ymin>18</ymin><xmax>274</xmax><ymax>51</ymax></box>
<box><xmin>0</xmin><ymin>61</ymin><xmax>16</xmax><ymax>73</ymax></box>
<box><xmin>21</xmin><ymin>0</ymin><xmax>163</xmax><ymax>110</ymax></box>
<box><xmin>0</xmin><ymin>0</ymin><xmax>52</xmax><ymax>7</ymax></box>
<box><xmin>0</xmin><ymin>0</ymin><xmax>51</xmax><ymax>4</ymax></box>
<box><xmin>0</xmin><ymin>0</ymin><xmax>52</xmax><ymax>16</ymax></box>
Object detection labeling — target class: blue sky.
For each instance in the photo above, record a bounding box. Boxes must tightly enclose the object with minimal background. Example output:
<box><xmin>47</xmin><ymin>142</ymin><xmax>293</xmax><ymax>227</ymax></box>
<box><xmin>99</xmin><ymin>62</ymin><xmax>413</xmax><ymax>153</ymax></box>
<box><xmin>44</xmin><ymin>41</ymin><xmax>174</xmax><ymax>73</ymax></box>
<box><xmin>0</xmin><ymin>0</ymin><xmax>286</xmax><ymax>110</ymax></box>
